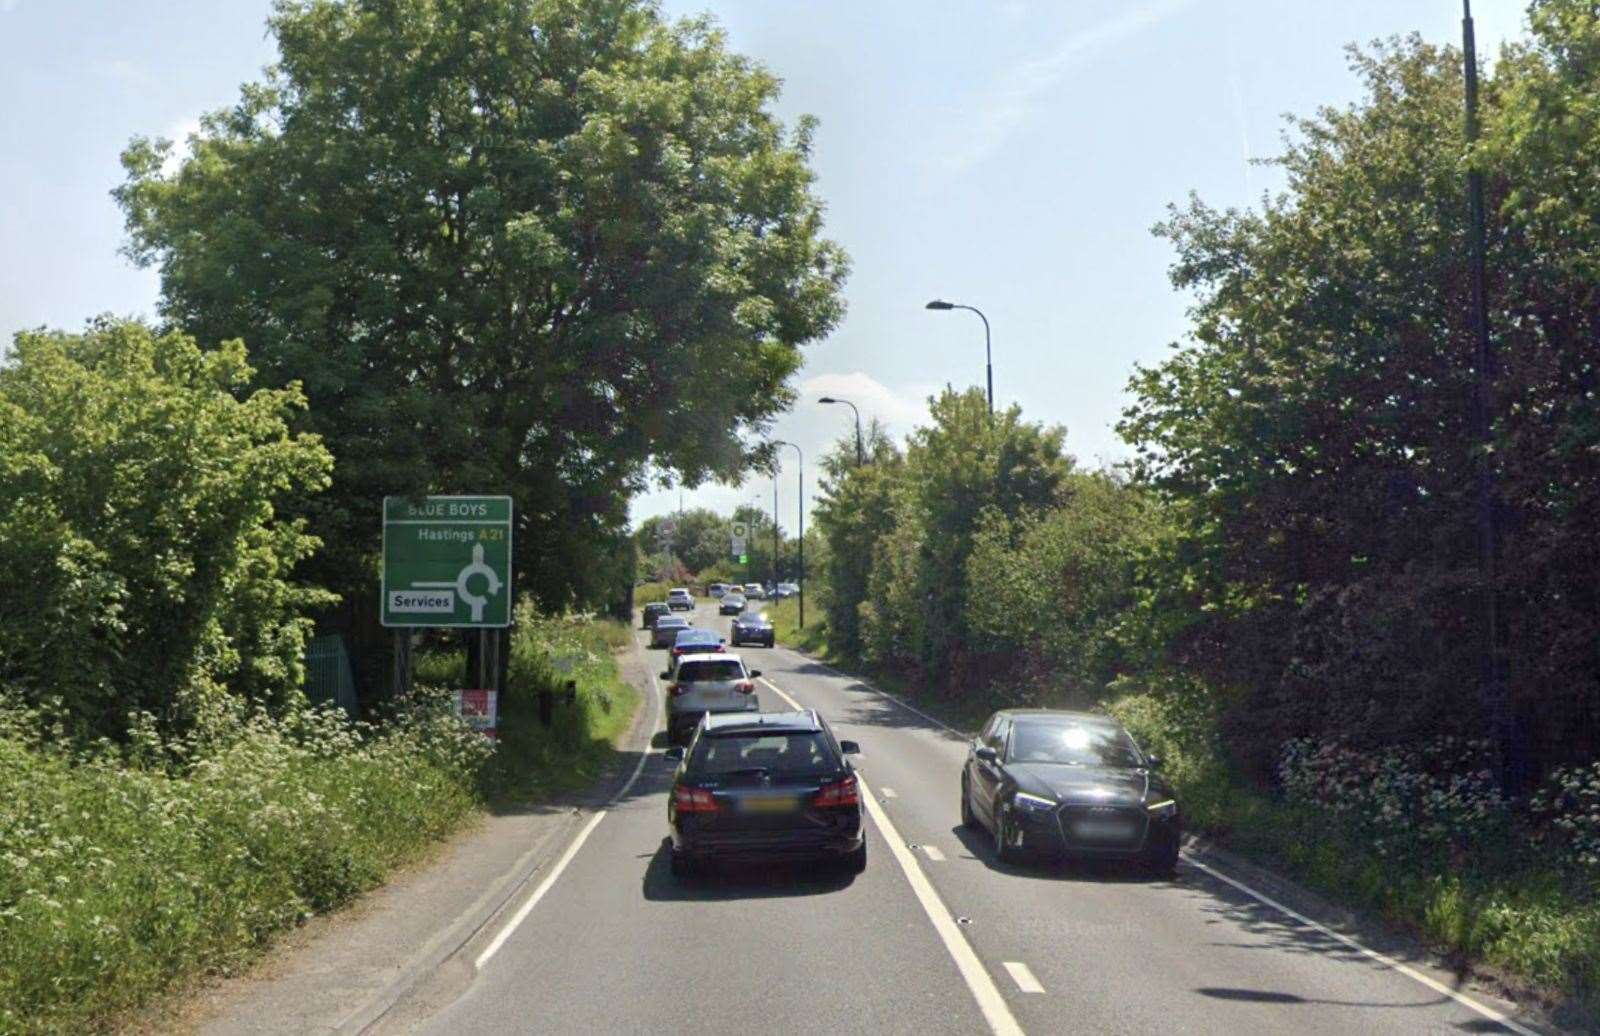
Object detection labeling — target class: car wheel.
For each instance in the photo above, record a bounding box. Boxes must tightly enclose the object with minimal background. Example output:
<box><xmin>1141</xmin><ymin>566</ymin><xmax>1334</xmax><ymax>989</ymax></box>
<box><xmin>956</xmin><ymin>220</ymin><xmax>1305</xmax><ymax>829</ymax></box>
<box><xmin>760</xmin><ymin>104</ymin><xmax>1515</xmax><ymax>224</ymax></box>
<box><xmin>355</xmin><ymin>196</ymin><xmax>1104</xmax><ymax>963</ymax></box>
<box><xmin>994</xmin><ymin>809</ymin><xmax>1020</xmax><ymax>865</ymax></box>
<box><xmin>960</xmin><ymin>775</ymin><xmax>978</xmax><ymax>830</ymax></box>
<box><xmin>669</xmin><ymin>848</ymin><xmax>698</xmax><ymax>879</ymax></box>
<box><xmin>1143</xmin><ymin>836</ymin><xmax>1180</xmax><ymax>877</ymax></box>
<box><xmin>842</xmin><ymin>841</ymin><xmax>867</xmax><ymax>875</ymax></box>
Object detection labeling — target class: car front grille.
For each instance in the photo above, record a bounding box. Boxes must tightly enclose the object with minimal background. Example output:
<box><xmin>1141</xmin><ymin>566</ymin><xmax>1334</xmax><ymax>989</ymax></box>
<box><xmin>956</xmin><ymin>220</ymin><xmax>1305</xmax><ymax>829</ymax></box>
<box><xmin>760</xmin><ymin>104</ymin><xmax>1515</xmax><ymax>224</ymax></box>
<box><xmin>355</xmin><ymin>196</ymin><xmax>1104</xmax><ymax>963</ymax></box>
<box><xmin>1055</xmin><ymin>804</ymin><xmax>1147</xmax><ymax>851</ymax></box>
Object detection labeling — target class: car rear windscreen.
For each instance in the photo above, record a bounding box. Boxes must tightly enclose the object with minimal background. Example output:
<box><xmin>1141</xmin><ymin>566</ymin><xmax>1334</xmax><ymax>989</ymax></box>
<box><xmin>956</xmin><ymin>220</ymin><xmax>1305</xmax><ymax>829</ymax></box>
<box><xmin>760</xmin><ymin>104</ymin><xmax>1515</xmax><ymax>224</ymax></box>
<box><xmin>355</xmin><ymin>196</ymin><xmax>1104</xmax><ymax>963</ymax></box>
<box><xmin>691</xmin><ymin>731</ymin><xmax>837</xmax><ymax>777</ymax></box>
<box><xmin>677</xmin><ymin>659</ymin><xmax>745</xmax><ymax>681</ymax></box>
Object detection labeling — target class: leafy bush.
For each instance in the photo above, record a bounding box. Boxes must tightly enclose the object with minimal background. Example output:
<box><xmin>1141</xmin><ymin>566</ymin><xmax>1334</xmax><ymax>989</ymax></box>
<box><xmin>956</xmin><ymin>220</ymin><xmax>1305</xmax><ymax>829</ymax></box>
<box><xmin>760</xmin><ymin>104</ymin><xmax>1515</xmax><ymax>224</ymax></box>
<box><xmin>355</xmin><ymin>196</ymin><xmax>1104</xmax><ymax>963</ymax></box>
<box><xmin>0</xmin><ymin>320</ymin><xmax>332</xmax><ymax>740</ymax></box>
<box><xmin>1532</xmin><ymin>763</ymin><xmax>1600</xmax><ymax>872</ymax></box>
<box><xmin>0</xmin><ymin>695</ymin><xmax>487</xmax><ymax>1035</ymax></box>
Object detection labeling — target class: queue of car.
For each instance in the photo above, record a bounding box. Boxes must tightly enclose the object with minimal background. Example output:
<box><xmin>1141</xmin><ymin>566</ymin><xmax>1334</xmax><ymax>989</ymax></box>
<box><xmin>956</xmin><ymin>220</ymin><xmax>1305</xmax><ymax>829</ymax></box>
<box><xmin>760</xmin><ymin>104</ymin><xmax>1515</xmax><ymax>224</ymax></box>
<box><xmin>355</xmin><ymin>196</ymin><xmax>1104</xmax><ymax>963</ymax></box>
<box><xmin>639</xmin><ymin>586</ymin><xmax>1181</xmax><ymax>881</ymax></box>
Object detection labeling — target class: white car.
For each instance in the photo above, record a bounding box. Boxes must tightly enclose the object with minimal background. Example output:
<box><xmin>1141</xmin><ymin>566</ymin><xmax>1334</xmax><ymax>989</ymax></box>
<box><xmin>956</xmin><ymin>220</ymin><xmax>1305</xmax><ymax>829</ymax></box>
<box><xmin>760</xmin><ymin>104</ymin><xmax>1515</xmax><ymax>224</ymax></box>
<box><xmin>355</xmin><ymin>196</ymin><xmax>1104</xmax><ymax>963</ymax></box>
<box><xmin>667</xmin><ymin>587</ymin><xmax>694</xmax><ymax>611</ymax></box>
<box><xmin>663</xmin><ymin>653</ymin><xmax>761</xmax><ymax>744</ymax></box>
<box><xmin>742</xmin><ymin>583</ymin><xmax>766</xmax><ymax>600</ymax></box>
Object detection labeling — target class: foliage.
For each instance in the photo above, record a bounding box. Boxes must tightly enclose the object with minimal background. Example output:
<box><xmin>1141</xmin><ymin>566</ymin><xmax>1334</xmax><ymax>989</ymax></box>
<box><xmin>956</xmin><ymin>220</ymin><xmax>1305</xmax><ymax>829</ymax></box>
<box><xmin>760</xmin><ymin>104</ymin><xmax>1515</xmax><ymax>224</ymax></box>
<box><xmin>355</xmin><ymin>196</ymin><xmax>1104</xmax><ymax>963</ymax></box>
<box><xmin>0</xmin><ymin>320</ymin><xmax>332</xmax><ymax>740</ymax></box>
<box><xmin>966</xmin><ymin>472</ymin><xmax>1169</xmax><ymax>702</ymax></box>
<box><xmin>116</xmin><ymin>0</ymin><xmax>849</xmax><ymax>619</ymax></box>
<box><xmin>0</xmin><ymin>694</ymin><xmax>487</xmax><ymax>1035</ymax></box>
<box><xmin>1118</xmin><ymin>25</ymin><xmax>1600</xmax><ymax>780</ymax></box>
<box><xmin>811</xmin><ymin>420</ymin><xmax>902</xmax><ymax>660</ymax></box>
<box><xmin>860</xmin><ymin>388</ymin><xmax>1072</xmax><ymax>683</ymax></box>
<box><xmin>478</xmin><ymin>611</ymin><xmax>640</xmax><ymax>805</ymax></box>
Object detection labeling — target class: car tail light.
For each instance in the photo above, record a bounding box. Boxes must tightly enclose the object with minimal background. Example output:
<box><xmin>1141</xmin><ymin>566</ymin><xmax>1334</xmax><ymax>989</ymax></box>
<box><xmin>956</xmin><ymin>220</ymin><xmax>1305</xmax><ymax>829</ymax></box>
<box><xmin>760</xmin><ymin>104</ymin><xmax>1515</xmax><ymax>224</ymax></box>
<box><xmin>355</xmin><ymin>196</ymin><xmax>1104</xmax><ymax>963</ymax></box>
<box><xmin>673</xmin><ymin>786</ymin><xmax>719</xmax><ymax>813</ymax></box>
<box><xmin>734</xmin><ymin>680</ymin><xmax>754</xmax><ymax>694</ymax></box>
<box><xmin>812</xmin><ymin>775</ymin><xmax>859</xmax><ymax>808</ymax></box>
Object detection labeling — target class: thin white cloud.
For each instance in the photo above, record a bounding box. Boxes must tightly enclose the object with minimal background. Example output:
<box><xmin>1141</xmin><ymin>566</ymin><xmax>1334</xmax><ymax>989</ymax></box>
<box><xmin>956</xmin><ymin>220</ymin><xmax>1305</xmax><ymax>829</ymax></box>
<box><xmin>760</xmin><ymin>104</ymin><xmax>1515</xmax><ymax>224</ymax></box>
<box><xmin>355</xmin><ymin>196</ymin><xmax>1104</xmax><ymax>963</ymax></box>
<box><xmin>798</xmin><ymin>370</ymin><xmax>932</xmax><ymax>438</ymax></box>
<box><xmin>160</xmin><ymin>117</ymin><xmax>203</xmax><ymax>177</ymax></box>
<box><xmin>943</xmin><ymin>0</ymin><xmax>1198</xmax><ymax>174</ymax></box>
<box><xmin>0</xmin><ymin>0</ymin><xmax>21</xmax><ymax>12</ymax></box>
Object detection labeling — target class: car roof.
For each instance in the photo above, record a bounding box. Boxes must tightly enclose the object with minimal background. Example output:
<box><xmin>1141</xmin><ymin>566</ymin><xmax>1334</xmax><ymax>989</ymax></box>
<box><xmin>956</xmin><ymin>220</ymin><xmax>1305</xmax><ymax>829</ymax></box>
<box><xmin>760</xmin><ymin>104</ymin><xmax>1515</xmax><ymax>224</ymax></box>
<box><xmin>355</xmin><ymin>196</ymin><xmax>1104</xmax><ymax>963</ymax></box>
<box><xmin>702</xmin><ymin>708</ymin><xmax>821</xmax><ymax>734</ymax></box>
<box><xmin>995</xmin><ymin>708</ymin><xmax>1116</xmax><ymax>726</ymax></box>
<box><xmin>669</xmin><ymin>587</ymin><xmax>691</xmax><ymax>594</ymax></box>
<box><xmin>657</xmin><ymin>614</ymin><xmax>688</xmax><ymax>624</ymax></box>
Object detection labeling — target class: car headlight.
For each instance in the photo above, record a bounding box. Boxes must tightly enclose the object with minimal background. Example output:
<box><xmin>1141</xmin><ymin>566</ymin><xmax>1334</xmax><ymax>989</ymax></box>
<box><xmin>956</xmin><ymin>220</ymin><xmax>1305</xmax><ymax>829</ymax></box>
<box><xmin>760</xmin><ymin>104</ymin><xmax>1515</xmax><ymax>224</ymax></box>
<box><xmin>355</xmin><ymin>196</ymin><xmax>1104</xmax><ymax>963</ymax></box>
<box><xmin>1146</xmin><ymin>798</ymin><xmax>1179</xmax><ymax>819</ymax></box>
<box><xmin>1011</xmin><ymin>792</ymin><xmax>1056</xmax><ymax>812</ymax></box>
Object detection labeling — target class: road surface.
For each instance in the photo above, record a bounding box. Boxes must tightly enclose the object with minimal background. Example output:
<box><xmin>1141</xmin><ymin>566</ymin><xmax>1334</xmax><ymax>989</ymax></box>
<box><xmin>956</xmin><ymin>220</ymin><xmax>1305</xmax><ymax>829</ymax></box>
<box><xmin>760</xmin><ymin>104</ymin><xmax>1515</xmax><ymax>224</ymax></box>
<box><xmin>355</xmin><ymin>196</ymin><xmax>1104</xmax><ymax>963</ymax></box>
<box><xmin>415</xmin><ymin>599</ymin><xmax>1540</xmax><ymax>1035</ymax></box>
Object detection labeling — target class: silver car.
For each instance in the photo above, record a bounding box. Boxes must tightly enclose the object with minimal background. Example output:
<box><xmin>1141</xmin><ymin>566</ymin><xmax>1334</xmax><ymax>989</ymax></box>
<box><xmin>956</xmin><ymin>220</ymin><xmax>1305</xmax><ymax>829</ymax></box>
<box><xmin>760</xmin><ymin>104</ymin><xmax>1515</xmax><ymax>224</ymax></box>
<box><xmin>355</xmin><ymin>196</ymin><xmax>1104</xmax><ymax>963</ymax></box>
<box><xmin>663</xmin><ymin>653</ymin><xmax>761</xmax><ymax>744</ymax></box>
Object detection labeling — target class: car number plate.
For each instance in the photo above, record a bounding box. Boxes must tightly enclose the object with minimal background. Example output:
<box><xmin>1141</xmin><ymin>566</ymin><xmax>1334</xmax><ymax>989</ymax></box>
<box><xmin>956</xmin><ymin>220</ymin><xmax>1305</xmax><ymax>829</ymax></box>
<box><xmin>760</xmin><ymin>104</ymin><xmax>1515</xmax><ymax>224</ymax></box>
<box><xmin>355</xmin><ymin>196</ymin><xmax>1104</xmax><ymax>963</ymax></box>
<box><xmin>1073</xmin><ymin>819</ymin><xmax>1136</xmax><ymax>841</ymax></box>
<box><xmin>741</xmin><ymin>796</ymin><xmax>799</xmax><ymax>813</ymax></box>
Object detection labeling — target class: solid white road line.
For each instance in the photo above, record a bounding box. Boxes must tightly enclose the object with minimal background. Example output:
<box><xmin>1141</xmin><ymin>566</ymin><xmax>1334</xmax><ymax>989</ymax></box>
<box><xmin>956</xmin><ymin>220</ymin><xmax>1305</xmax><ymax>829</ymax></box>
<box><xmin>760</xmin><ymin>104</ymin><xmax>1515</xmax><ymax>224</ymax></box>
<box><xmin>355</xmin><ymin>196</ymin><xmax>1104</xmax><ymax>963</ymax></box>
<box><xmin>759</xmin><ymin>677</ymin><xmax>1024</xmax><ymax>1036</ymax></box>
<box><xmin>880</xmin><ymin>786</ymin><xmax>899</xmax><ymax>798</ymax></box>
<box><xmin>1002</xmin><ymin>962</ymin><xmax>1045</xmax><ymax>995</ymax></box>
<box><xmin>1185</xmin><ymin>858</ymin><xmax>1538</xmax><ymax>1036</ymax></box>
<box><xmin>474</xmin><ymin>629</ymin><xmax>665</xmax><ymax>970</ymax></box>
<box><xmin>921</xmin><ymin>845</ymin><xmax>946</xmax><ymax>862</ymax></box>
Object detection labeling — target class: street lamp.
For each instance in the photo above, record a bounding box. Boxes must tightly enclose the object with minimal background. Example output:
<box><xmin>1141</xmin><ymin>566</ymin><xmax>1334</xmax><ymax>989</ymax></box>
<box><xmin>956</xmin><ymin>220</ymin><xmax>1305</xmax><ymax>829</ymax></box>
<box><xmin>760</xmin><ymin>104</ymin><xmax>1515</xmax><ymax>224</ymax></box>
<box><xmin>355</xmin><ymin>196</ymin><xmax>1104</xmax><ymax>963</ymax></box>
<box><xmin>926</xmin><ymin>298</ymin><xmax>993</xmax><ymax>415</ymax></box>
<box><xmin>773</xmin><ymin>440</ymin><xmax>805</xmax><ymax>629</ymax></box>
<box><xmin>818</xmin><ymin>396</ymin><xmax>864</xmax><ymax>465</ymax></box>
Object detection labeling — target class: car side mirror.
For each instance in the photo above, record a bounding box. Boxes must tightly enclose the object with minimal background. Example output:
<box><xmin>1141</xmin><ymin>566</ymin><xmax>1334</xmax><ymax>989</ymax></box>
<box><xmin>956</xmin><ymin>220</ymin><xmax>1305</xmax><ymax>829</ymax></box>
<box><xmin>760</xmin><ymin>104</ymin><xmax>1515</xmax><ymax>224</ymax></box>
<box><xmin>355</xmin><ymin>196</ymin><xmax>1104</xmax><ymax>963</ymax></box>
<box><xmin>748</xmin><ymin>669</ymin><xmax>761</xmax><ymax>679</ymax></box>
<box><xmin>839</xmin><ymin>740</ymin><xmax>861</xmax><ymax>755</ymax></box>
<box><xmin>974</xmin><ymin>746</ymin><xmax>998</xmax><ymax>763</ymax></box>
<box><xmin>664</xmin><ymin>746</ymin><xmax>684</xmax><ymax>761</ymax></box>
<box><xmin>1144</xmin><ymin>754</ymin><xmax>1162</xmax><ymax>770</ymax></box>
<box><xmin>659</xmin><ymin>671</ymin><xmax>670</xmax><ymax>680</ymax></box>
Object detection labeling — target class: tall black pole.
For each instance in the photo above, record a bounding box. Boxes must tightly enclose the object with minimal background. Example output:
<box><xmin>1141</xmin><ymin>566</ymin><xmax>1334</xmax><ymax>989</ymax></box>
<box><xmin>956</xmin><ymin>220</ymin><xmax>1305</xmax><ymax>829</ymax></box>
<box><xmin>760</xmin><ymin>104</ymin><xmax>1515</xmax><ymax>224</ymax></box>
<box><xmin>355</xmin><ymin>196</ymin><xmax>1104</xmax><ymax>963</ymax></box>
<box><xmin>1463</xmin><ymin>0</ymin><xmax>1507</xmax><ymax>790</ymax></box>
<box><xmin>771</xmin><ymin>470</ymin><xmax>779</xmax><ymax>588</ymax></box>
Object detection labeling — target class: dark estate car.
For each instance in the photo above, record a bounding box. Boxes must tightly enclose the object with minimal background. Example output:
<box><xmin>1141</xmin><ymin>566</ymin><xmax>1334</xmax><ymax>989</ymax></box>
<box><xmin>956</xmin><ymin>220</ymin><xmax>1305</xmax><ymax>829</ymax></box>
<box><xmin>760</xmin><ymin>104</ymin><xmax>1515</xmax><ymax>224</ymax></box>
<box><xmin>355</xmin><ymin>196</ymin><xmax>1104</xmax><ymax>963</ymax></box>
<box><xmin>730</xmin><ymin>611</ymin><xmax>774</xmax><ymax>648</ymax></box>
<box><xmin>665</xmin><ymin>710</ymin><xmax>864</xmax><ymax>878</ymax></box>
<box><xmin>650</xmin><ymin>614</ymin><xmax>691</xmax><ymax>649</ymax></box>
<box><xmin>718</xmin><ymin>593</ymin><xmax>747</xmax><ymax>616</ymax></box>
<box><xmin>960</xmin><ymin>709</ymin><xmax>1180</xmax><ymax>874</ymax></box>
<box><xmin>641</xmin><ymin>602</ymin><xmax>671</xmax><ymax>630</ymax></box>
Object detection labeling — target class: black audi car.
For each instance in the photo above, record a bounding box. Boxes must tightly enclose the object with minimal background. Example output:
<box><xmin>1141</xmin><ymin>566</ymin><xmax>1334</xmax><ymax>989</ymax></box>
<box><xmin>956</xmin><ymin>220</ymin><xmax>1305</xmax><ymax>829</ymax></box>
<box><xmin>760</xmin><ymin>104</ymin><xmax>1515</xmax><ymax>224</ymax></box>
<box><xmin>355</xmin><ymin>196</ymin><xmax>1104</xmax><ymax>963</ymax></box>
<box><xmin>960</xmin><ymin>709</ymin><xmax>1179</xmax><ymax>873</ymax></box>
<box><xmin>665</xmin><ymin>710</ymin><xmax>864</xmax><ymax>877</ymax></box>
<box><xmin>730</xmin><ymin>610</ymin><xmax>774</xmax><ymax>648</ymax></box>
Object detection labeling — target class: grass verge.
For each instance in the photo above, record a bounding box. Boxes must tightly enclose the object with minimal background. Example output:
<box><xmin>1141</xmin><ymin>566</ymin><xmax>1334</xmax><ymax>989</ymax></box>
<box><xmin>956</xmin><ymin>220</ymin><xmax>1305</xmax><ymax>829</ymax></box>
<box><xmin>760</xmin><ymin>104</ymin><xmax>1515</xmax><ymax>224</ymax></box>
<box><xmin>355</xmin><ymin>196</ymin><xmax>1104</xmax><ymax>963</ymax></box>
<box><xmin>0</xmin><ymin>613</ymin><xmax>641</xmax><ymax>1035</ymax></box>
<box><xmin>765</xmin><ymin>598</ymin><xmax>829</xmax><ymax>657</ymax></box>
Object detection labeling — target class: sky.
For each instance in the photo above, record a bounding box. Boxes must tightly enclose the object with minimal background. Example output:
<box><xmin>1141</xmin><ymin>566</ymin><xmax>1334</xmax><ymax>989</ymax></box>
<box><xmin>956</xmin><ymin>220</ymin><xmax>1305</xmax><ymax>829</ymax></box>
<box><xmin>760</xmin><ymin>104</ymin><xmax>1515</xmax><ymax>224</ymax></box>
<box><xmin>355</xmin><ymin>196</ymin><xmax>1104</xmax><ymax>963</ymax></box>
<box><xmin>0</xmin><ymin>0</ymin><xmax>1528</xmax><ymax>532</ymax></box>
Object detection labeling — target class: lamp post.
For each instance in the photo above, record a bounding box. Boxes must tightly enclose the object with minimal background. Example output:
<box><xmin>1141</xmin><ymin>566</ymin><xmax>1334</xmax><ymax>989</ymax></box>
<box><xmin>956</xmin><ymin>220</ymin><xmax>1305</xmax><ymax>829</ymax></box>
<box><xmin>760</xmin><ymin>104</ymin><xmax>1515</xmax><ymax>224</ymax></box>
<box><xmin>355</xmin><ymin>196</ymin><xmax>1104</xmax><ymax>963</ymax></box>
<box><xmin>926</xmin><ymin>298</ymin><xmax>992</xmax><ymax>415</ymax></box>
<box><xmin>1462</xmin><ymin>0</ymin><xmax>1507</xmax><ymax>791</ymax></box>
<box><xmin>773</xmin><ymin>440</ymin><xmax>804</xmax><ymax>629</ymax></box>
<box><xmin>819</xmin><ymin>396</ymin><xmax>864</xmax><ymax>465</ymax></box>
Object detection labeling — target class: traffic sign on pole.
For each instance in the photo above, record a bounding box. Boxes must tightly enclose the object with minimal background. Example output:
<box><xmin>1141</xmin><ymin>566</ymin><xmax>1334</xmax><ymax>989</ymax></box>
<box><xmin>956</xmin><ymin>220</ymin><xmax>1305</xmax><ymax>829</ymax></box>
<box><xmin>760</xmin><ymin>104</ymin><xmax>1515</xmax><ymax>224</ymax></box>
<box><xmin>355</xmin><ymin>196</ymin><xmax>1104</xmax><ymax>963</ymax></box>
<box><xmin>382</xmin><ymin>496</ymin><xmax>513</xmax><ymax>628</ymax></box>
<box><xmin>730</xmin><ymin>520</ymin><xmax>749</xmax><ymax>559</ymax></box>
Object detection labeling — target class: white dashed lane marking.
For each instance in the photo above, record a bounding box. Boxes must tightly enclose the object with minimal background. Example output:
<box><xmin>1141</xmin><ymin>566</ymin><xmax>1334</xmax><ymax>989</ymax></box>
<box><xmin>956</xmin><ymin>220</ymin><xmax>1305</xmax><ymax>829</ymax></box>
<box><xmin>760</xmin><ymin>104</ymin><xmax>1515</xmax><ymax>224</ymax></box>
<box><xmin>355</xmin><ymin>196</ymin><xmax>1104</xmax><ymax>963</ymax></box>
<box><xmin>1003</xmin><ymin>962</ymin><xmax>1044</xmax><ymax>994</ymax></box>
<box><xmin>921</xmin><ymin>844</ymin><xmax>946</xmax><ymax>862</ymax></box>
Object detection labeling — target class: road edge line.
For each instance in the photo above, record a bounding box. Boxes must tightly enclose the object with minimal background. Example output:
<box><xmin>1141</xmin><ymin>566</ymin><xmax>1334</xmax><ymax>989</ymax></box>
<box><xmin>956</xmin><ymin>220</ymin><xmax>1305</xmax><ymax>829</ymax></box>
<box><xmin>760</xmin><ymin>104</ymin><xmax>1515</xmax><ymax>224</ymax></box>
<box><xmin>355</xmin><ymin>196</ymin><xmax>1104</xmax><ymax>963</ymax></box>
<box><xmin>469</xmin><ymin>630</ymin><xmax>664</xmax><ymax>970</ymax></box>
<box><xmin>760</xmin><ymin>677</ymin><xmax>1023</xmax><ymax>1036</ymax></box>
<box><xmin>1184</xmin><ymin>857</ymin><xmax>1539</xmax><ymax>1036</ymax></box>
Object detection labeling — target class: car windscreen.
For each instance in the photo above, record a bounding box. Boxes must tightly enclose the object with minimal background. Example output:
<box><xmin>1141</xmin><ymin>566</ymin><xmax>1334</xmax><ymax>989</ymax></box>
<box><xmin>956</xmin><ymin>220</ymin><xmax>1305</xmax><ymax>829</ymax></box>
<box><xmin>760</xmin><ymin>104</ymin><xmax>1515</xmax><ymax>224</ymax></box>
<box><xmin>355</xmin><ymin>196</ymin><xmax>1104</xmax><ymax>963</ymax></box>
<box><xmin>675</xmin><ymin>633</ymin><xmax>717</xmax><ymax>646</ymax></box>
<box><xmin>1006</xmin><ymin>720</ymin><xmax>1144</xmax><ymax>768</ymax></box>
<box><xmin>690</xmin><ymin>731</ymin><xmax>837</xmax><ymax>778</ymax></box>
<box><xmin>676</xmin><ymin>659</ymin><xmax>746</xmax><ymax>682</ymax></box>
<box><xmin>738</xmin><ymin>613</ymin><xmax>768</xmax><ymax>625</ymax></box>
<box><xmin>657</xmin><ymin>617</ymin><xmax>687</xmax><ymax>628</ymax></box>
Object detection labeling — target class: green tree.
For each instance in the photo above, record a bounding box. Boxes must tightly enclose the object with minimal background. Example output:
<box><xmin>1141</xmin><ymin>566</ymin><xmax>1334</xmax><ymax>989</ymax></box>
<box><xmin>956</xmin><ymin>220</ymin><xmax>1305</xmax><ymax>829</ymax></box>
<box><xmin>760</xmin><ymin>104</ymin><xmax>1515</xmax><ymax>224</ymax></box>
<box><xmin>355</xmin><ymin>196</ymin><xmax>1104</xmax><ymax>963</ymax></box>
<box><xmin>0</xmin><ymin>320</ymin><xmax>332</xmax><ymax>738</ymax></box>
<box><xmin>116</xmin><ymin>0</ymin><xmax>848</xmax><ymax>620</ymax></box>
<box><xmin>1121</xmin><ymin>20</ymin><xmax>1600</xmax><ymax>775</ymax></box>
<box><xmin>812</xmin><ymin>420</ymin><xmax>901</xmax><ymax>659</ymax></box>
<box><xmin>861</xmin><ymin>388</ymin><xmax>1072</xmax><ymax>682</ymax></box>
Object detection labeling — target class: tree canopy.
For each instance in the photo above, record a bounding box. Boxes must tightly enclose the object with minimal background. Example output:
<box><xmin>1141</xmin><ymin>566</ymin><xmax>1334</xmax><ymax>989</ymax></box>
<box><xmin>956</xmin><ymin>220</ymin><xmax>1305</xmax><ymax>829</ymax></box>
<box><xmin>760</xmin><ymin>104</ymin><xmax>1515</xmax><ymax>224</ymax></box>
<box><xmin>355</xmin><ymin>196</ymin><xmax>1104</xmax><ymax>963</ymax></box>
<box><xmin>0</xmin><ymin>320</ymin><xmax>332</xmax><ymax>738</ymax></box>
<box><xmin>116</xmin><ymin>0</ymin><xmax>848</xmax><ymax>616</ymax></box>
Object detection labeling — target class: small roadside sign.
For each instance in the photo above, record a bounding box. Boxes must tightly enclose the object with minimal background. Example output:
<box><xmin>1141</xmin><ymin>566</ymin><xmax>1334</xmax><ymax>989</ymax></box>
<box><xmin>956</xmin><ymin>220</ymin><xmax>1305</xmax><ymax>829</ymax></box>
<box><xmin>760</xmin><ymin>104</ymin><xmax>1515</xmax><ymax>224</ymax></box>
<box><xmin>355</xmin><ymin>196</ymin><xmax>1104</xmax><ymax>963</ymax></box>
<box><xmin>453</xmin><ymin>689</ymin><xmax>498</xmax><ymax>739</ymax></box>
<box><xmin>382</xmin><ymin>496</ymin><xmax>512</xmax><ymax>628</ymax></box>
<box><xmin>730</xmin><ymin>520</ymin><xmax>749</xmax><ymax>559</ymax></box>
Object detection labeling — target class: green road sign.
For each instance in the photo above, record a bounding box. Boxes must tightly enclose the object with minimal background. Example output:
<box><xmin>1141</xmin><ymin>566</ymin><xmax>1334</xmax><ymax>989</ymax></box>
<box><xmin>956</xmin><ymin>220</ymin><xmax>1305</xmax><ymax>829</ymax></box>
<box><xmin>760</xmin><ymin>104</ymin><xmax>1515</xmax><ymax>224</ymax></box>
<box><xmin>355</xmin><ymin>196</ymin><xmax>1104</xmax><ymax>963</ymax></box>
<box><xmin>739</xmin><ymin>554</ymin><xmax>748</xmax><ymax>564</ymax></box>
<box><xmin>382</xmin><ymin>496</ymin><xmax>512</xmax><ymax>628</ymax></box>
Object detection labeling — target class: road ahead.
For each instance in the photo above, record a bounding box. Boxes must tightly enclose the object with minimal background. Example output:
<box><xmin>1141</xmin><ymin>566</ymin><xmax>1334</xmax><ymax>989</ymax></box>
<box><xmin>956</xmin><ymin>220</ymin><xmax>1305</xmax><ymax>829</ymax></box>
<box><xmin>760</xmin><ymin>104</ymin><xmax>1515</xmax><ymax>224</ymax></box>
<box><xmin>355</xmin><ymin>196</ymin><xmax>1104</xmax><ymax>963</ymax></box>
<box><xmin>417</xmin><ymin>599</ymin><xmax>1539</xmax><ymax>1036</ymax></box>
